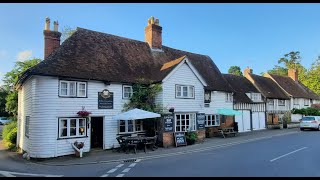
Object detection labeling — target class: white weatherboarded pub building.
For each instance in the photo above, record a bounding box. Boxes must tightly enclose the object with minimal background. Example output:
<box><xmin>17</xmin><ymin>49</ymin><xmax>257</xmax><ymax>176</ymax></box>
<box><xmin>16</xmin><ymin>17</ymin><xmax>236</xmax><ymax>158</ymax></box>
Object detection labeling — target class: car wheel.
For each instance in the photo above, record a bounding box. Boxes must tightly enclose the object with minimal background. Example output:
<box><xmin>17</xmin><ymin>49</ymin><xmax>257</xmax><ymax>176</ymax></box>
<box><xmin>300</xmin><ymin>128</ymin><xmax>304</xmax><ymax>131</ymax></box>
<box><xmin>318</xmin><ymin>125</ymin><xmax>320</xmax><ymax>131</ymax></box>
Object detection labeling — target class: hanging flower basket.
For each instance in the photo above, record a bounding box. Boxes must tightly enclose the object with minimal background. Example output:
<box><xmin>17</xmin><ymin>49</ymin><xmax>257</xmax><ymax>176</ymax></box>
<box><xmin>77</xmin><ymin>106</ymin><xmax>91</xmax><ymax>117</ymax></box>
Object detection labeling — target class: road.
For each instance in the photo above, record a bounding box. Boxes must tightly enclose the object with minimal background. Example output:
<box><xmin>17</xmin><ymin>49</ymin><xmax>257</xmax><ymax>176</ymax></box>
<box><xmin>0</xmin><ymin>127</ymin><xmax>319</xmax><ymax>177</ymax></box>
<box><xmin>124</xmin><ymin>129</ymin><xmax>319</xmax><ymax>177</ymax></box>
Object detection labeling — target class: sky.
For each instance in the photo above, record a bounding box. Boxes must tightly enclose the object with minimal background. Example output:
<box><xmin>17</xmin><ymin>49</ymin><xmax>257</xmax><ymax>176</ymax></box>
<box><xmin>1</xmin><ymin>3</ymin><xmax>320</xmax><ymax>86</ymax></box>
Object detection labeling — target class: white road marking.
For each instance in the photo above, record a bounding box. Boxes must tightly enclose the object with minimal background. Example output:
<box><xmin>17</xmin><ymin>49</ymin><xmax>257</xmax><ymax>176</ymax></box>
<box><xmin>116</xmin><ymin>164</ymin><xmax>124</xmax><ymax>168</ymax></box>
<box><xmin>128</xmin><ymin>163</ymin><xmax>136</xmax><ymax>167</ymax></box>
<box><xmin>100</xmin><ymin>174</ymin><xmax>109</xmax><ymax>177</ymax></box>
<box><xmin>116</xmin><ymin>174</ymin><xmax>125</xmax><ymax>177</ymax></box>
<box><xmin>135</xmin><ymin>159</ymin><xmax>141</xmax><ymax>162</ymax></box>
<box><xmin>0</xmin><ymin>172</ymin><xmax>15</xmax><ymax>177</ymax></box>
<box><xmin>107</xmin><ymin>168</ymin><xmax>118</xmax><ymax>174</ymax></box>
<box><xmin>270</xmin><ymin>147</ymin><xmax>307</xmax><ymax>162</ymax></box>
<box><xmin>0</xmin><ymin>170</ymin><xmax>63</xmax><ymax>177</ymax></box>
<box><xmin>122</xmin><ymin>168</ymin><xmax>131</xmax><ymax>173</ymax></box>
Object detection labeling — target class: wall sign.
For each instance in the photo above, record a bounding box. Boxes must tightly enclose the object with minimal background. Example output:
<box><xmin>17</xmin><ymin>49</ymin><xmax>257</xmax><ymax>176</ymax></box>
<box><xmin>196</xmin><ymin>113</ymin><xmax>206</xmax><ymax>130</ymax></box>
<box><xmin>174</xmin><ymin>132</ymin><xmax>187</xmax><ymax>147</ymax></box>
<box><xmin>98</xmin><ymin>89</ymin><xmax>113</xmax><ymax>109</ymax></box>
<box><xmin>163</xmin><ymin>114</ymin><xmax>174</xmax><ymax>132</ymax></box>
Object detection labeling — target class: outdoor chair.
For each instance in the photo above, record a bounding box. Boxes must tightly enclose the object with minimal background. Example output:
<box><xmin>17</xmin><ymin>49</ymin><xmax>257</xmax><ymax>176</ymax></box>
<box><xmin>125</xmin><ymin>139</ymin><xmax>137</xmax><ymax>154</ymax></box>
<box><xmin>143</xmin><ymin>135</ymin><xmax>158</xmax><ymax>153</ymax></box>
<box><xmin>116</xmin><ymin>136</ymin><xmax>126</xmax><ymax>153</ymax></box>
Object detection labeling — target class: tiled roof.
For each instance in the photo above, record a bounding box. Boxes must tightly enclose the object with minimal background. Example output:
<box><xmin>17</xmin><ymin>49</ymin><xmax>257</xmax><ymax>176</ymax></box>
<box><xmin>268</xmin><ymin>74</ymin><xmax>320</xmax><ymax>100</ymax></box>
<box><xmin>18</xmin><ymin>28</ymin><xmax>233</xmax><ymax>92</ymax></box>
<box><xmin>248</xmin><ymin>73</ymin><xmax>290</xmax><ymax>100</ymax></box>
<box><xmin>223</xmin><ymin>74</ymin><xmax>261</xmax><ymax>103</ymax></box>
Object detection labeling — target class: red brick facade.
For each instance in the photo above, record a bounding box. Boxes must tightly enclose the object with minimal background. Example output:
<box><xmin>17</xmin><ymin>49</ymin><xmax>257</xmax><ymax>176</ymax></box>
<box><xmin>43</xmin><ymin>30</ymin><xmax>61</xmax><ymax>59</ymax></box>
<box><xmin>145</xmin><ymin>24</ymin><xmax>162</xmax><ymax>50</ymax></box>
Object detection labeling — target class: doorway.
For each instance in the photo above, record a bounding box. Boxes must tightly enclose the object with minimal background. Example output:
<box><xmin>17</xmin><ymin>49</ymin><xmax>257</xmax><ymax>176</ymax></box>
<box><xmin>91</xmin><ymin>117</ymin><xmax>103</xmax><ymax>149</ymax></box>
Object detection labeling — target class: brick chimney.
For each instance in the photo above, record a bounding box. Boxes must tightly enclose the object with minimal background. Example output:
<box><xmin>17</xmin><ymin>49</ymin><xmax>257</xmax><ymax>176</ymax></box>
<box><xmin>288</xmin><ymin>68</ymin><xmax>298</xmax><ymax>81</ymax></box>
<box><xmin>43</xmin><ymin>17</ymin><xmax>61</xmax><ymax>59</ymax></box>
<box><xmin>145</xmin><ymin>16</ymin><xmax>162</xmax><ymax>50</ymax></box>
<box><xmin>243</xmin><ymin>66</ymin><xmax>253</xmax><ymax>78</ymax></box>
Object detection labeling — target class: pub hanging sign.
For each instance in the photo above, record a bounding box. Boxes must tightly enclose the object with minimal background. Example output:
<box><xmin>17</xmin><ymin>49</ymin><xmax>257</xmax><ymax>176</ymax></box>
<box><xmin>98</xmin><ymin>89</ymin><xmax>113</xmax><ymax>109</ymax></box>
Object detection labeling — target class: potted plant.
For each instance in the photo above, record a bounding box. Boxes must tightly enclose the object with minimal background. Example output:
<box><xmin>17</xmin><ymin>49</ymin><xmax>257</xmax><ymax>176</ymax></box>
<box><xmin>185</xmin><ymin>131</ymin><xmax>198</xmax><ymax>145</ymax></box>
<box><xmin>73</xmin><ymin>141</ymin><xmax>84</xmax><ymax>157</ymax></box>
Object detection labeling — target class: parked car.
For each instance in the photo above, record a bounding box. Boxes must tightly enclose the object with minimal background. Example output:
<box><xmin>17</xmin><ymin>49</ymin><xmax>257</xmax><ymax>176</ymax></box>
<box><xmin>300</xmin><ymin>116</ymin><xmax>320</xmax><ymax>131</ymax></box>
<box><xmin>0</xmin><ymin>117</ymin><xmax>11</xmax><ymax>125</ymax></box>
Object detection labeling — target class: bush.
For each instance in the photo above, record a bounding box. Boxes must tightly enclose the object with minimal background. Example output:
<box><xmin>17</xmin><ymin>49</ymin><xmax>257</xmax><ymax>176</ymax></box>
<box><xmin>291</xmin><ymin>107</ymin><xmax>320</xmax><ymax>116</ymax></box>
<box><xmin>185</xmin><ymin>131</ymin><xmax>198</xmax><ymax>145</ymax></box>
<box><xmin>2</xmin><ymin>121</ymin><xmax>17</xmax><ymax>149</ymax></box>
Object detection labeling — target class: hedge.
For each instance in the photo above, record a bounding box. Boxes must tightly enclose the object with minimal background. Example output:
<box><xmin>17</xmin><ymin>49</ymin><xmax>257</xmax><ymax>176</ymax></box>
<box><xmin>2</xmin><ymin>121</ymin><xmax>17</xmax><ymax>149</ymax></box>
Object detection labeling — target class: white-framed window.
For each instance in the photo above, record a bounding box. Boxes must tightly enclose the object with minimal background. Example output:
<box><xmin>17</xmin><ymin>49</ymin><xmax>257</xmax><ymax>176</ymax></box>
<box><xmin>175</xmin><ymin>113</ymin><xmax>196</xmax><ymax>132</ymax></box>
<box><xmin>304</xmin><ymin>99</ymin><xmax>310</xmax><ymax>106</ymax></box>
<box><xmin>123</xmin><ymin>85</ymin><xmax>133</xmax><ymax>99</ymax></box>
<box><xmin>59</xmin><ymin>80</ymin><xmax>87</xmax><ymax>97</ymax></box>
<box><xmin>205</xmin><ymin>114</ymin><xmax>220</xmax><ymax>127</ymax></box>
<box><xmin>58</xmin><ymin>118</ymin><xmax>86</xmax><ymax>138</ymax></box>
<box><xmin>176</xmin><ymin>85</ymin><xmax>194</xmax><ymax>98</ymax></box>
<box><xmin>251</xmin><ymin>93</ymin><xmax>261</xmax><ymax>101</ymax></box>
<box><xmin>226</xmin><ymin>93</ymin><xmax>233</xmax><ymax>102</ymax></box>
<box><xmin>294</xmin><ymin>98</ymin><xmax>299</xmax><ymax>105</ymax></box>
<box><xmin>77</xmin><ymin>82</ymin><xmax>87</xmax><ymax>97</ymax></box>
<box><xmin>268</xmin><ymin>99</ymin><xmax>274</xmax><ymax>105</ymax></box>
<box><xmin>119</xmin><ymin>120</ymin><xmax>143</xmax><ymax>133</ymax></box>
<box><xmin>25</xmin><ymin>116</ymin><xmax>30</xmax><ymax>138</ymax></box>
<box><xmin>278</xmin><ymin>99</ymin><xmax>285</xmax><ymax>106</ymax></box>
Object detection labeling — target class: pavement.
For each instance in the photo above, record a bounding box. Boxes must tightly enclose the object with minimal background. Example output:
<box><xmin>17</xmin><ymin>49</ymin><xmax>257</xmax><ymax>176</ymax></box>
<box><xmin>5</xmin><ymin>128</ymin><xmax>298</xmax><ymax>167</ymax></box>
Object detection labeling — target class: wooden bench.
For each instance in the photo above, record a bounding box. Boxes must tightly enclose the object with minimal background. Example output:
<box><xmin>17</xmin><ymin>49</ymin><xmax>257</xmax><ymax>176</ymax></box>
<box><xmin>218</xmin><ymin>127</ymin><xmax>238</xmax><ymax>138</ymax></box>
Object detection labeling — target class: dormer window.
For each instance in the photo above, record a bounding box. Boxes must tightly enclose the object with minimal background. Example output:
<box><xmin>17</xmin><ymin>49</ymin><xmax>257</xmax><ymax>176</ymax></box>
<box><xmin>251</xmin><ymin>93</ymin><xmax>261</xmax><ymax>101</ymax></box>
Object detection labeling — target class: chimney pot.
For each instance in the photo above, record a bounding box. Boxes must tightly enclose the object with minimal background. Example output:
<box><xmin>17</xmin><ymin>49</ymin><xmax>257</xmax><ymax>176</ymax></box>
<box><xmin>45</xmin><ymin>17</ymin><xmax>50</xmax><ymax>30</ymax></box>
<box><xmin>145</xmin><ymin>16</ymin><xmax>162</xmax><ymax>50</ymax></box>
<box><xmin>43</xmin><ymin>17</ymin><xmax>61</xmax><ymax>59</ymax></box>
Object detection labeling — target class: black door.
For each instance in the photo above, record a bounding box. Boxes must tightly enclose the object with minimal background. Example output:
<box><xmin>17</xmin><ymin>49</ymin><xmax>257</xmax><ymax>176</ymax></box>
<box><xmin>91</xmin><ymin>117</ymin><xmax>103</xmax><ymax>149</ymax></box>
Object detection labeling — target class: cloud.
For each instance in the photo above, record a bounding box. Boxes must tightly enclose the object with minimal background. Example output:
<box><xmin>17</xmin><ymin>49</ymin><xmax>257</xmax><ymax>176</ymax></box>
<box><xmin>17</xmin><ymin>50</ymin><xmax>32</xmax><ymax>62</ymax></box>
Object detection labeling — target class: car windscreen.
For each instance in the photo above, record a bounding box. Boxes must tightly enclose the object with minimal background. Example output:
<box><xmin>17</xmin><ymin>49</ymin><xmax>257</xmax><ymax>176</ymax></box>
<box><xmin>302</xmin><ymin>117</ymin><xmax>315</xmax><ymax>121</ymax></box>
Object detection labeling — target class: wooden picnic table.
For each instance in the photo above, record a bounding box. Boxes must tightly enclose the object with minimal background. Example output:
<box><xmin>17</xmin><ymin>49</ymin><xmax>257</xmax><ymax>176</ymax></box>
<box><xmin>117</xmin><ymin>135</ymin><xmax>158</xmax><ymax>154</ymax></box>
<box><xmin>218</xmin><ymin>127</ymin><xmax>238</xmax><ymax>138</ymax></box>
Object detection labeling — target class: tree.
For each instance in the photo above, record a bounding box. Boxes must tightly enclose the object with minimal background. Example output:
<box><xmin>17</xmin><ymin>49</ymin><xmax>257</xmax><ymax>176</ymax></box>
<box><xmin>267</xmin><ymin>65</ymin><xmax>288</xmax><ymax>76</ymax></box>
<box><xmin>228</xmin><ymin>66</ymin><xmax>243</xmax><ymax>76</ymax></box>
<box><xmin>302</xmin><ymin>56</ymin><xmax>320</xmax><ymax>95</ymax></box>
<box><xmin>61</xmin><ymin>26</ymin><xmax>76</xmax><ymax>43</ymax></box>
<box><xmin>2</xmin><ymin>58</ymin><xmax>41</xmax><ymax>117</ymax></box>
<box><xmin>278</xmin><ymin>51</ymin><xmax>301</xmax><ymax>69</ymax></box>
<box><xmin>0</xmin><ymin>86</ymin><xmax>9</xmax><ymax>117</ymax></box>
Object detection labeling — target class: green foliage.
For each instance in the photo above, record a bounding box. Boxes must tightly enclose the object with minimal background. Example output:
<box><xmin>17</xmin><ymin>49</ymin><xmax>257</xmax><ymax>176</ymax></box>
<box><xmin>2</xmin><ymin>121</ymin><xmax>17</xmax><ymax>149</ymax></box>
<box><xmin>2</xmin><ymin>58</ymin><xmax>41</xmax><ymax>117</ymax></box>
<box><xmin>61</xmin><ymin>26</ymin><xmax>76</xmax><ymax>43</ymax></box>
<box><xmin>291</xmin><ymin>107</ymin><xmax>320</xmax><ymax>116</ymax></box>
<box><xmin>0</xmin><ymin>87</ymin><xmax>9</xmax><ymax>117</ymax></box>
<box><xmin>301</xmin><ymin>56</ymin><xmax>320</xmax><ymax>95</ymax></box>
<box><xmin>282</xmin><ymin>112</ymin><xmax>291</xmax><ymax>124</ymax></box>
<box><xmin>228</xmin><ymin>66</ymin><xmax>243</xmax><ymax>76</ymax></box>
<box><xmin>267</xmin><ymin>65</ymin><xmax>288</xmax><ymax>76</ymax></box>
<box><xmin>123</xmin><ymin>82</ymin><xmax>162</xmax><ymax>113</ymax></box>
<box><xmin>278</xmin><ymin>51</ymin><xmax>301</xmax><ymax>69</ymax></box>
<box><xmin>185</xmin><ymin>131</ymin><xmax>198</xmax><ymax>141</ymax></box>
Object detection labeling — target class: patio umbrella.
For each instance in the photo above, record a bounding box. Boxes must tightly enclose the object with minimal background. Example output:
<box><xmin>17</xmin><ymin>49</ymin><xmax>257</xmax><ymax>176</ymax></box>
<box><xmin>112</xmin><ymin>108</ymin><xmax>161</xmax><ymax>120</ymax></box>
<box><xmin>217</xmin><ymin>108</ymin><xmax>242</xmax><ymax>116</ymax></box>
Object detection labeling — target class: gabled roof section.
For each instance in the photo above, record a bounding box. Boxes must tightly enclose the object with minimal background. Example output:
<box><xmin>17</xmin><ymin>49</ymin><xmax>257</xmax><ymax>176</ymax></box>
<box><xmin>17</xmin><ymin>27</ymin><xmax>233</xmax><ymax>92</ymax></box>
<box><xmin>247</xmin><ymin>73</ymin><xmax>290</xmax><ymax>100</ymax></box>
<box><xmin>223</xmin><ymin>74</ymin><xmax>261</xmax><ymax>103</ymax></box>
<box><xmin>160</xmin><ymin>55</ymin><xmax>186</xmax><ymax>71</ymax></box>
<box><xmin>161</xmin><ymin>56</ymin><xmax>207</xmax><ymax>86</ymax></box>
<box><xmin>267</xmin><ymin>74</ymin><xmax>320</xmax><ymax>100</ymax></box>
